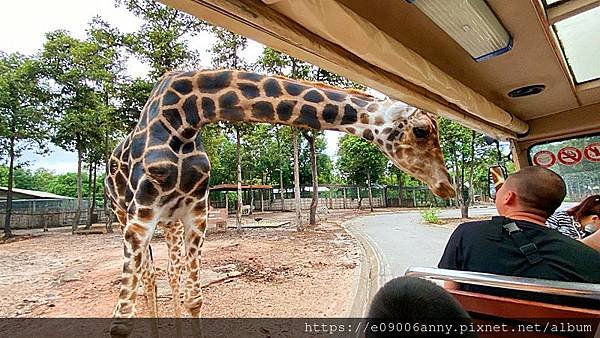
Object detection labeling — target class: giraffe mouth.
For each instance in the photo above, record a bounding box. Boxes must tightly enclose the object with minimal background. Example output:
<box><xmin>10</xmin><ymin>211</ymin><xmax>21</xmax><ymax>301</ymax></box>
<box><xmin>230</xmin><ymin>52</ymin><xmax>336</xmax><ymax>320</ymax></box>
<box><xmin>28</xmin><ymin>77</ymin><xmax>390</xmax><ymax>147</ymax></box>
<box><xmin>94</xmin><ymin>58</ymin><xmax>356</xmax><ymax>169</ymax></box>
<box><xmin>431</xmin><ymin>181</ymin><xmax>456</xmax><ymax>199</ymax></box>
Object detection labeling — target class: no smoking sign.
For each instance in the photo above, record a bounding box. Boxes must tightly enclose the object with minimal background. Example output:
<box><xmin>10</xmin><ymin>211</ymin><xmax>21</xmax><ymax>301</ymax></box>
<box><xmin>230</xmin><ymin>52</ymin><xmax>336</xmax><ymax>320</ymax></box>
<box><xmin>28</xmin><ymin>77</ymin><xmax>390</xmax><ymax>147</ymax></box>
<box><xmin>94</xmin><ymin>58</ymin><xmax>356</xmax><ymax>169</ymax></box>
<box><xmin>557</xmin><ymin>147</ymin><xmax>582</xmax><ymax>166</ymax></box>
<box><xmin>533</xmin><ymin>150</ymin><xmax>556</xmax><ymax>168</ymax></box>
<box><xmin>584</xmin><ymin>143</ymin><xmax>600</xmax><ymax>162</ymax></box>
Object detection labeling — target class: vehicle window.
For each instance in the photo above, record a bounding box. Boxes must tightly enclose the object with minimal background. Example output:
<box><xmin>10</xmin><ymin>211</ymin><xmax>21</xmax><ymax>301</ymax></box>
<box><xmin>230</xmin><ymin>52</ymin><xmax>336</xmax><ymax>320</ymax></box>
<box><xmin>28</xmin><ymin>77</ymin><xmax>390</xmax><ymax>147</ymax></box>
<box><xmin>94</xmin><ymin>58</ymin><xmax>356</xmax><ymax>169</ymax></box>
<box><xmin>529</xmin><ymin>134</ymin><xmax>600</xmax><ymax>202</ymax></box>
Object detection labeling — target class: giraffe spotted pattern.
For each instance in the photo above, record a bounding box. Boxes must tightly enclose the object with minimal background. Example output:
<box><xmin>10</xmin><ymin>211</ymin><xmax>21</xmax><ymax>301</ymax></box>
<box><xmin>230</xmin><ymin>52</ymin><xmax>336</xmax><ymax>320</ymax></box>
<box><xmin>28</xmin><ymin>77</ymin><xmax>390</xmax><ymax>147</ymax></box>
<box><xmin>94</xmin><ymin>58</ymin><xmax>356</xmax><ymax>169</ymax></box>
<box><xmin>105</xmin><ymin>69</ymin><xmax>455</xmax><ymax>337</ymax></box>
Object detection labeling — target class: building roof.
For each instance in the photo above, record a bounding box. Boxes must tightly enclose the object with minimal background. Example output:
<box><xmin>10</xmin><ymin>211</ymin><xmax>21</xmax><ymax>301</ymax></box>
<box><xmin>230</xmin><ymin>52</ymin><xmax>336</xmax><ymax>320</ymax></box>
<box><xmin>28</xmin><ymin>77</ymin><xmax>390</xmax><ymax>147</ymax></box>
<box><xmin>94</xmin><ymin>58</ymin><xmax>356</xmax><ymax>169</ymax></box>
<box><xmin>0</xmin><ymin>187</ymin><xmax>73</xmax><ymax>200</ymax></box>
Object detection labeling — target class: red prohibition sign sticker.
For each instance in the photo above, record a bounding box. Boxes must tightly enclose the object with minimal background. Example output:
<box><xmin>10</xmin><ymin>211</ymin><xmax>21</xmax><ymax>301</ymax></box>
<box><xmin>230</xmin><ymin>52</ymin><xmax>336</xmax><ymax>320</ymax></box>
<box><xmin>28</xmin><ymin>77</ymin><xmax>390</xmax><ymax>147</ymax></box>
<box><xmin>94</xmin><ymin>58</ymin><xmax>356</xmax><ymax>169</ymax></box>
<box><xmin>533</xmin><ymin>150</ymin><xmax>556</xmax><ymax>168</ymax></box>
<box><xmin>557</xmin><ymin>147</ymin><xmax>582</xmax><ymax>166</ymax></box>
<box><xmin>584</xmin><ymin>143</ymin><xmax>600</xmax><ymax>162</ymax></box>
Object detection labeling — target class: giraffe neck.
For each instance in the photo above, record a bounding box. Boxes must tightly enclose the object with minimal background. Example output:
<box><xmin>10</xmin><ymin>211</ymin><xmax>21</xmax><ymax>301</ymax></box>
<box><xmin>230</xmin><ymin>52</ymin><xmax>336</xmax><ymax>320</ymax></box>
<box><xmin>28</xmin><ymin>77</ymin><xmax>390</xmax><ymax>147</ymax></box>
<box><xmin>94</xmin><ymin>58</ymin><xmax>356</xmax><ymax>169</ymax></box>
<box><xmin>149</xmin><ymin>70</ymin><xmax>386</xmax><ymax>141</ymax></box>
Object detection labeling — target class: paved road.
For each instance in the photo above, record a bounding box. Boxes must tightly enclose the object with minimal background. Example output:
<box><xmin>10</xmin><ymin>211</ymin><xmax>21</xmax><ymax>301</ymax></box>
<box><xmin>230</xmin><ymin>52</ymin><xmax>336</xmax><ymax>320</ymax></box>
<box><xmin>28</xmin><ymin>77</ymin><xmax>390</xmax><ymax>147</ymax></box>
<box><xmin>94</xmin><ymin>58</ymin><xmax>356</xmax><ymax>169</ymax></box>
<box><xmin>347</xmin><ymin>207</ymin><xmax>498</xmax><ymax>288</ymax></box>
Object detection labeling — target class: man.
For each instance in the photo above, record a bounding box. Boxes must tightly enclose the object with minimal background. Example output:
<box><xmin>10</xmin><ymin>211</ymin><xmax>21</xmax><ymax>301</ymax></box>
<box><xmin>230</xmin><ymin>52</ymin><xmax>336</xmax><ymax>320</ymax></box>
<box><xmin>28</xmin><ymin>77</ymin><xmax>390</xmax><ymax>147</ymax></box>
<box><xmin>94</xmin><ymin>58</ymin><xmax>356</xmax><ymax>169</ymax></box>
<box><xmin>438</xmin><ymin>166</ymin><xmax>600</xmax><ymax>307</ymax></box>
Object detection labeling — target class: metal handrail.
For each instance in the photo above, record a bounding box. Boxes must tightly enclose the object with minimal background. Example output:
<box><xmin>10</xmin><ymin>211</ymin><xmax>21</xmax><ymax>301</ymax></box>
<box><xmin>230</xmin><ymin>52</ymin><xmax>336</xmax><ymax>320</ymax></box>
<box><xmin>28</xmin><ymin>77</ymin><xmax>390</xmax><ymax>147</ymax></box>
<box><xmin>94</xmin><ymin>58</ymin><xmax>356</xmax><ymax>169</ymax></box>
<box><xmin>405</xmin><ymin>267</ymin><xmax>600</xmax><ymax>300</ymax></box>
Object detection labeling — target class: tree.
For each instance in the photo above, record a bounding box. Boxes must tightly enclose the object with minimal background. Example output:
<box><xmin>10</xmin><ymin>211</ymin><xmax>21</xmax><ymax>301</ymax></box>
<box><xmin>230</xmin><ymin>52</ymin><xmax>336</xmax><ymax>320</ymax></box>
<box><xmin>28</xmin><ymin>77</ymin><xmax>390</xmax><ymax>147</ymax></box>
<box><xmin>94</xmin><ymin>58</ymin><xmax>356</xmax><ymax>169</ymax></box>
<box><xmin>337</xmin><ymin>135</ymin><xmax>388</xmax><ymax>211</ymax></box>
<box><xmin>116</xmin><ymin>0</ymin><xmax>205</xmax><ymax>80</ymax></box>
<box><xmin>438</xmin><ymin>117</ymin><xmax>502</xmax><ymax>217</ymax></box>
<box><xmin>41</xmin><ymin>30</ymin><xmax>115</xmax><ymax>233</ymax></box>
<box><xmin>0</xmin><ymin>52</ymin><xmax>50</xmax><ymax>238</ymax></box>
<box><xmin>209</xmin><ymin>27</ymin><xmax>248</xmax><ymax>69</ymax></box>
<box><xmin>208</xmin><ymin>27</ymin><xmax>252</xmax><ymax>231</ymax></box>
<box><xmin>302</xmin><ymin>130</ymin><xmax>319</xmax><ymax>225</ymax></box>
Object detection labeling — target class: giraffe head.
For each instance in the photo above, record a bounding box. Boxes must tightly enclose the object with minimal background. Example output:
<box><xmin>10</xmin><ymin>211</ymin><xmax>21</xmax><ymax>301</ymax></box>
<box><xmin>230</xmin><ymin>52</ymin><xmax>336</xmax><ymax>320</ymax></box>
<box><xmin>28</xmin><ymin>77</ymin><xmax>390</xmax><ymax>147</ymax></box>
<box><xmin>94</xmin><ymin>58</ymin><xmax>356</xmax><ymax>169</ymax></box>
<box><xmin>368</xmin><ymin>101</ymin><xmax>455</xmax><ymax>198</ymax></box>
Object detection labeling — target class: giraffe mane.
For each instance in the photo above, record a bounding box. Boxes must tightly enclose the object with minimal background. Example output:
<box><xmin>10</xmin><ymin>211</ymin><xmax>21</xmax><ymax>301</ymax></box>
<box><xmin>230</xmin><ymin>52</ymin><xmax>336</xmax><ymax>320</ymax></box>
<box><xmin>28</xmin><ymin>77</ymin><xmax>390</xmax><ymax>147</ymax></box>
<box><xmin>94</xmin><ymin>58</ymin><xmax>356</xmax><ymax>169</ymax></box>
<box><xmin>272</xmin><ymin>75</ymin><xmax>375</xmax><ymax>100</ymax></box>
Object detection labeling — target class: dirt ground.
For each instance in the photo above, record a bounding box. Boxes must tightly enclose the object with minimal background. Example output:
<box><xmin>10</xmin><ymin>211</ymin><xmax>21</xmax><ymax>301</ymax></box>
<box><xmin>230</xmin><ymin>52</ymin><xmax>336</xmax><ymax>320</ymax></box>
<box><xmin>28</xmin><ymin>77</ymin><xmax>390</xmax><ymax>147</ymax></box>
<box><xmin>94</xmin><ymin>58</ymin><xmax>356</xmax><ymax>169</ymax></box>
<box><xmin>0</xmin><ymin>210</ymin><xmax>369</xmax><ymax>319</ymax></box>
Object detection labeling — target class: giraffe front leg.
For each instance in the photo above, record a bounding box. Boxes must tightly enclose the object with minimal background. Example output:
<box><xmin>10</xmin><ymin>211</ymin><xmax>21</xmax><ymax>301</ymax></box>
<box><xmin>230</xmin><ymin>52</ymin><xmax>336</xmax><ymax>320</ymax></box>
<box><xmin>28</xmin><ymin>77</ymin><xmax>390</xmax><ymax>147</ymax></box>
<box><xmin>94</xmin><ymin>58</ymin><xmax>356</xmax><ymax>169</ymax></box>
<box><xmin>110</xmin><ymin>220</ymin><xmax>155</xmax><ymax>338</ymax></box>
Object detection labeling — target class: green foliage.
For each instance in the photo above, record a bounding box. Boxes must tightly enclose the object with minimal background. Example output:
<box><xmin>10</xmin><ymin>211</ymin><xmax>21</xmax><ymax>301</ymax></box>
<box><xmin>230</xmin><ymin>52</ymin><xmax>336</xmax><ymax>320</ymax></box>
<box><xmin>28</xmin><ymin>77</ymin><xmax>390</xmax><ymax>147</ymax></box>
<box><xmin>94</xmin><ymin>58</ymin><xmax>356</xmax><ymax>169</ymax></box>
<box><xmin>0</xmin><ymin>52</ymin><xmax>51</xmax><ymax>161</ymax></box>
<box><xmin>209</xmin><ymin>27</ymin><xmax>248</xmax><ymax>70</ymax></box>
<box><xmin>420</xmin><ymin>207</ymin><xmax>442</xmax><ymax>224</ymax></box>
<box><xmin>116</xmin><ymin>0</ymin><xmax>205</xmax><ymax>80</ymax></box>
<box><xmin>337</xmin><ymin>134</ymin><xmax>388</xmax><ymax>185</ymax></box>
<box><xmin>0</xmin><ymin>165</ymin><xmax>104</xmax><ymax>199</ymax></box>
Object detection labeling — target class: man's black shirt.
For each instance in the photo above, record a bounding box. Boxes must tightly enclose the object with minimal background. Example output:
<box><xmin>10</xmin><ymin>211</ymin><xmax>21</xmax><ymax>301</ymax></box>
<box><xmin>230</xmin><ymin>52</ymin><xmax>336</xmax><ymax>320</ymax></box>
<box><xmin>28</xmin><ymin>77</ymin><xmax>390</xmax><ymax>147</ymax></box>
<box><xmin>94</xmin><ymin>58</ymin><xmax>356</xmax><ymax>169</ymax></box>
<box><xmin>438</xmin><ymin>217</ymin><xmax>600</xmax><ymax>308</ymax></box>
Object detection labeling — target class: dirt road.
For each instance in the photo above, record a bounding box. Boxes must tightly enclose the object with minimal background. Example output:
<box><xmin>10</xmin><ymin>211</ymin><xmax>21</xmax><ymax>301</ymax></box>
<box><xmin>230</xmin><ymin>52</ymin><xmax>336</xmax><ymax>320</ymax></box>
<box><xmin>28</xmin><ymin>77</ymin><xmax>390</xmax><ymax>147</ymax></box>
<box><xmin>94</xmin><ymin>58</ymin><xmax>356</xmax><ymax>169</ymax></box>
<box><xmin>0</xmin><ymin>214</ymin><xmax>361</xmax><ymax>318</ymax></box>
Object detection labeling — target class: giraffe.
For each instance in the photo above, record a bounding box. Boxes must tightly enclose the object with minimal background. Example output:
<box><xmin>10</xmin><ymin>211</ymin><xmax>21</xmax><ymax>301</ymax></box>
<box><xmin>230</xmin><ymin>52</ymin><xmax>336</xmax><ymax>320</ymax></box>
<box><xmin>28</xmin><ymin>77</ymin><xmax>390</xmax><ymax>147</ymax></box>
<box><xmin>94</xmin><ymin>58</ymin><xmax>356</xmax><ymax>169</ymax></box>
<box><xmin>105</xmin><ymin>69</ymin><xmax>456</xmax><ymax>336</ymax></box>
<box><xmin>106</xmin><ymin>136</ymin><xmax>186</xmax><ymax>336</ymax></box>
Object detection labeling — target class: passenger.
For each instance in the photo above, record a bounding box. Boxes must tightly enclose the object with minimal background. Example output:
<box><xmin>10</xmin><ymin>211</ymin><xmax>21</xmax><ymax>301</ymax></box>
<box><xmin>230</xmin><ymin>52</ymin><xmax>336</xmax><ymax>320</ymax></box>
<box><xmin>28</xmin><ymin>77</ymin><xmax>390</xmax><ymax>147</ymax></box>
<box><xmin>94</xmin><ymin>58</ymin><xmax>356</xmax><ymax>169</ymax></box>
<box><xmin>545</xmin><ymin>195</ymin><xmax>600</xmax><ymax>251</ymax></box>
<box><xmin>366</xmin><ymin>276</ymin><xmax>474</xmax><ymax>337</ymax></box>
<box><xmin>438</xmin><ymin>166</ymin><xmax>600</xmax><ymax>307</ymax></box>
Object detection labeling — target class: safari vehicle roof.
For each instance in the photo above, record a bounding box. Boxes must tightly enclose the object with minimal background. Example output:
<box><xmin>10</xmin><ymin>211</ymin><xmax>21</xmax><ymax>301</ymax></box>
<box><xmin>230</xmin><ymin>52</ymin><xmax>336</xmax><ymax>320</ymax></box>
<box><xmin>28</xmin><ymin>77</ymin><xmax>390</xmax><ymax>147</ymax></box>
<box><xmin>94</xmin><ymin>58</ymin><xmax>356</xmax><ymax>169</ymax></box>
<box><xmin>159</xmin><ymin>0</ymin><xmax>600</xmax><ymax>156</ymax></box>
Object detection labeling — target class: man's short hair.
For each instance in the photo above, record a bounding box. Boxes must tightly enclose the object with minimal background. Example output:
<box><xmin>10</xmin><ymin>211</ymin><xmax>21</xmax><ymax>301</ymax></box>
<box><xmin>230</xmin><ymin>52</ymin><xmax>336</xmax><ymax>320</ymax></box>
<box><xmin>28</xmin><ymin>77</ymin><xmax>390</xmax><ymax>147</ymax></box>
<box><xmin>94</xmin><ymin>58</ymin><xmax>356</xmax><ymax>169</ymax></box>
<box><xmin>367</xmin><ymin>277</ymin><xmax>473</xmax><ymax>337</ymax></box>
<box><xmin>505</xmin><ymin>166</ymin><xmax>566</xmax><ymax>217</ymax></box>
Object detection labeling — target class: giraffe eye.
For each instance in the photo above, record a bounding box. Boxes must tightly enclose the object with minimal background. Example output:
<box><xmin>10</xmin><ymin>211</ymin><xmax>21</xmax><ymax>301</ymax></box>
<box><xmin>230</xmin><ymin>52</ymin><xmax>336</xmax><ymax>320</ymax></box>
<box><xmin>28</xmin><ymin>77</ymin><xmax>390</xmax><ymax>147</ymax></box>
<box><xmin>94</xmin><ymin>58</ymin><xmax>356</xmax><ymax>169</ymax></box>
<box><xmin>413</xmin><ymin>126</ymin><xmax>430</xmax><ymax>138</ymax></box>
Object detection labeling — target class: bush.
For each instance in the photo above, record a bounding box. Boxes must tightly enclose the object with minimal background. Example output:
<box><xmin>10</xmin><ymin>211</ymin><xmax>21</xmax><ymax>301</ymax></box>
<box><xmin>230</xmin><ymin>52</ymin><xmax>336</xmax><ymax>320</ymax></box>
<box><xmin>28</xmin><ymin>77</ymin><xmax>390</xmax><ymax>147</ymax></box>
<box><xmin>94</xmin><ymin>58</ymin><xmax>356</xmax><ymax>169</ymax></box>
<box><xmin>421</xmin><ymin>207</ymin><xmax>442</xmax><ymax>224</ymax></box>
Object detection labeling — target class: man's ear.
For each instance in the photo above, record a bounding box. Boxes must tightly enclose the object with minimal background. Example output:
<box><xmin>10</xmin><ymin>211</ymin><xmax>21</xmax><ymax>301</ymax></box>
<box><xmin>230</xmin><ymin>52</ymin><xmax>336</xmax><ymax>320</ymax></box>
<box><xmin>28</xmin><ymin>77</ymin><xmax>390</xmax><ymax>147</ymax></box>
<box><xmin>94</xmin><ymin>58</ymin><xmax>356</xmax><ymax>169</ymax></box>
<box><xmin>504</xmin><ymin>190</ymin><xmax>517</xmax><ymax>205</ymax></box>
<box><xmin>591</xmin><ymin>215</ymin><xmax>600</xmax><ymax>222</ymax></box>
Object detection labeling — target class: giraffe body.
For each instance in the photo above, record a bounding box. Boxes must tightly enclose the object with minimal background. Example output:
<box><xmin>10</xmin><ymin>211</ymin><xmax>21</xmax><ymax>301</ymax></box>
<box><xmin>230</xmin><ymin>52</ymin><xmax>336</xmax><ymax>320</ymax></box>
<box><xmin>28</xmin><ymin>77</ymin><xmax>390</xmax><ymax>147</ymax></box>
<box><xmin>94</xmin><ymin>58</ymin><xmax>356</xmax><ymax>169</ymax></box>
<box><xmin>105</xmin><ymin>69</ymin><xmax>455</xmax><ymax>336</ymax></box>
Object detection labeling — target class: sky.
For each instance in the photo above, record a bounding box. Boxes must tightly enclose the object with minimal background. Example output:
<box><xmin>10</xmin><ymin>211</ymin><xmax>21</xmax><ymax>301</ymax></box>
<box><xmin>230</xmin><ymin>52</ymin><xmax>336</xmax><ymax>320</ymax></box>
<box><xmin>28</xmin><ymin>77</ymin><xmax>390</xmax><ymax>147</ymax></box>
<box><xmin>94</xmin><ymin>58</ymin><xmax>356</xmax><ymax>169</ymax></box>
<box><xmin>1</xmin><ymin>0</ymin><xmax>342</xmax><ymax>174</ymax></box>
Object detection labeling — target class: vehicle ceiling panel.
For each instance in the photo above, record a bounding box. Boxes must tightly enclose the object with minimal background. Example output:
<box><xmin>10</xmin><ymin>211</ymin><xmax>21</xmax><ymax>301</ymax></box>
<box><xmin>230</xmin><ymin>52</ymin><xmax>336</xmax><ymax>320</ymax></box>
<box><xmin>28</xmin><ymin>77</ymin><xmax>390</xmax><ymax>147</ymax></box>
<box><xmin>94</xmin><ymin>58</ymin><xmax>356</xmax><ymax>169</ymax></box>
<box><xmin>337</xmin><ymin>0</ymin><xmax>582</xmax><ymax>121</ymax></box>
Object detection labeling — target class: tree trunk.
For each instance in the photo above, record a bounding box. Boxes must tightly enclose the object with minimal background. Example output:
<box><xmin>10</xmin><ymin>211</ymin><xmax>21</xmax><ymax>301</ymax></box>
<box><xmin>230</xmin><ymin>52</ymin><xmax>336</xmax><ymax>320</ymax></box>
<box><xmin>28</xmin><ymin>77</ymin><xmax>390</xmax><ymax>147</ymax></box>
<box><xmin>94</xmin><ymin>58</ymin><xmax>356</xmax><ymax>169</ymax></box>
<box><xmin>103</xmin><ymin>129</ymin><xmax>113</xmax><ymax>233</ymax></box>
<box><xmin>3</xmin><ymin>137</ymin><xmax>15</xmax><ymax>238</ymax></box>
<box><xmin>367</xmin><ymin>172</ymin><xmax>374</xmax><ymax>212</ymax></box>
<box><xmin>72</xmin><ymin>146</ymin><xmax>83</xmax><ymax>234</ymax></box>
<box><xmin>465</xmin><ymin>131</ymin><xmax>477</xmax><ymax>216</ymax></box>
<box><xmin>279</xmin><ymin>169</ymin><xmax>285</xmax><ymax>212</ymax></box>
<box><xmin>307</xmin><ymin>132</ymin><xmax>318</xmax><ymax>226</ymax></box>
<box><xmin>249</xmin><ymin>185</ymin><xmax>254</xmax><ymax>215</ymax></box>
<box><xmin>85</xmin><ymin>162</ymin><xmax>93</xmax><ymax>229</ymax></box>
<box><xmin>292</xmin><ymin>129</ymin><xmax>302</xmax><ymax>231</ymax></box>
<box><xmin>236</xmin><ymin>127</ymin><xmax>242</xmax><ymax>232</ymax></box>
<box><xmin>89</xmin><ymin>163</ymin><xmax>98</xmax><ymax>228</ymax></box>
<box><xmin>357</xmin><ymin>186</ymin><xmax>362</xmax><ymax>209</ymax></box>
<box><xmin>396</xmin><ymin>173</ymin><xmax>404</xmax><ymax>207</ymax></box>
<box><xmin>275</xmin><ymin>127</ymin><xmax>285</xmax><ymax>212</ymax></box>
<box><xmin>460</xmin><ymin>151</ymin><xmax>469</xmax><ymax>219</ymax></box>
<box><xmin>452</xmin><ymin>146</ymin><xmax>460</xmax><ymax>208</ymax></box>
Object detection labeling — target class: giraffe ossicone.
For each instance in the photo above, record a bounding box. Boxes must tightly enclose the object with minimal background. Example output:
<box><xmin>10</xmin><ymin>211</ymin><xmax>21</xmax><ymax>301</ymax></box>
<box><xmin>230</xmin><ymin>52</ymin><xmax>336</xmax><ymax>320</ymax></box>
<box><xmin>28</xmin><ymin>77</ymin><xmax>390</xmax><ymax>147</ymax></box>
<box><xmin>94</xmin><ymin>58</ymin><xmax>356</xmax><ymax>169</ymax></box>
<box><xmin>105</xmin><ymin>69</ymin><xmax>455</xmax><ymax>335</ymax></box>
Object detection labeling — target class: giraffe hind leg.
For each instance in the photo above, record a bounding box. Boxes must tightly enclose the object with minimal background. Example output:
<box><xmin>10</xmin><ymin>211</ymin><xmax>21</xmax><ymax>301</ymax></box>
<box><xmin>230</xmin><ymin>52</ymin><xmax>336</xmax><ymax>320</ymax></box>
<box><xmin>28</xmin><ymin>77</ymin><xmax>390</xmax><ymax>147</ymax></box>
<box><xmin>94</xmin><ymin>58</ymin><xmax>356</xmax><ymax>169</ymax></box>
<box><xmin>165</xmin><ymin>221</ymin><xmax>185</xmax><ymax>318</ymax></box>
<box><xmin>181</xmin><ymin>210</ymin><xmax>208</xmax><ymax>318</ymax></box>
<box><xmin>140</xmin><ymin>245</ymin><xmax>159</xmax><ymax>338</ymax></box>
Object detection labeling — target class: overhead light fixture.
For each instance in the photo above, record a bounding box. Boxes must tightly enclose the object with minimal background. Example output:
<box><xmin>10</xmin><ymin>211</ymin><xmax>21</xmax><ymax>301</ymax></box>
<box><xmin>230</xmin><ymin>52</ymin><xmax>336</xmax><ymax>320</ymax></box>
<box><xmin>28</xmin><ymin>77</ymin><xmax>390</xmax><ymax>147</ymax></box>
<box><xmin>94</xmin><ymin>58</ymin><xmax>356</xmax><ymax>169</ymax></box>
<box><xmin>407</xmin><ymin>0</ymin><xmax>512</xmax><ymax>62</ymax></box>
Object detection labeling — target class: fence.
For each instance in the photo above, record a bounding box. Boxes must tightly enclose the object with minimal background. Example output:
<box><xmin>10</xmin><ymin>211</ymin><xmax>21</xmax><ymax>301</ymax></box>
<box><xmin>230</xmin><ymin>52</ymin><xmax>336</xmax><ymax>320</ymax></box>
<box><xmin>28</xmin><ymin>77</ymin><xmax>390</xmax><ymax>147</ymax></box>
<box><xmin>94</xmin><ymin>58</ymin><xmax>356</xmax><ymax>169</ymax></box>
<box><xmin>0</xmin><ymin>198</ymin><xmax>108</xmax><ymax>230</ymax></box>
<box><xmin>0</xmin><ymin>209</ymin><xmax>109</xmax><ymax>230</ymax></box>
<box><xmin>209</xmin><ymin>185</ymin><xmax>459</xmax><ymax>212</ymax></box>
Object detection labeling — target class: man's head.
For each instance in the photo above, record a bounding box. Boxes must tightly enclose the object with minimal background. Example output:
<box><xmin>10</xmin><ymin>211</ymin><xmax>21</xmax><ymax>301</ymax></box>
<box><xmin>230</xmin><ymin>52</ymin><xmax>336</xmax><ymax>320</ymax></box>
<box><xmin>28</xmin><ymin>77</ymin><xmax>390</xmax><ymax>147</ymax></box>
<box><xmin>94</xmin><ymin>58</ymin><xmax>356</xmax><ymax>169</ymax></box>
<box><xmin>495</xmin><ymin>166</ymin><xmax>566</xmax><ymax>218</ymax></box>
<box><xmin>367</xmin><ymin>276</ymin><xmax>473</xmax><ymax>337</ymax></box>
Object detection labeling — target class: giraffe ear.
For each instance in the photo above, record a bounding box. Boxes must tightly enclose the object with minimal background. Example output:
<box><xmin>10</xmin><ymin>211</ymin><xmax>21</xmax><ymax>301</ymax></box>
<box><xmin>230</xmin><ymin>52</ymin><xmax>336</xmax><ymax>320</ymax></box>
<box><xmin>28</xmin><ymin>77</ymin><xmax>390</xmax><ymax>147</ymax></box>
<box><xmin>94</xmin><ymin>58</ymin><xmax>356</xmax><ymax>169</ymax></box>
<box><xmin>399</xmin><ymin>106</ymin><xmax>418</xmax><ymax>119</ymax></box>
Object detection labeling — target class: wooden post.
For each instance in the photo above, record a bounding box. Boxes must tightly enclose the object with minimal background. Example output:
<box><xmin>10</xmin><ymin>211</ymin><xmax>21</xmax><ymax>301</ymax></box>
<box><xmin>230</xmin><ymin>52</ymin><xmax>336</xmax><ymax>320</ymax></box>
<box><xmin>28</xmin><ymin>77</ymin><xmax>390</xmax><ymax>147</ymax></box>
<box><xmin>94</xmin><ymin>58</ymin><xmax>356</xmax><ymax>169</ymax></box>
<box><xmin>343</xmin><ymin>188</ymin><xmax>347</xmax><ymax>209</ymax></box>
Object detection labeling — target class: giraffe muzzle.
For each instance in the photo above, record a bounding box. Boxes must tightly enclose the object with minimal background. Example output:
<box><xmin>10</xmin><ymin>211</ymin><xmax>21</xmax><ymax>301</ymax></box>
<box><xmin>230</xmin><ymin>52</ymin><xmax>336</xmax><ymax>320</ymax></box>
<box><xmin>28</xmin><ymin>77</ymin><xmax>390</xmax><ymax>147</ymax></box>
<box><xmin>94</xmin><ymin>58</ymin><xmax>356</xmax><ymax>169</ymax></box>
<box><xmin>431</xmin><ymin>181</ymin><xmax>456</xmax><ymax>199</ymax></box>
